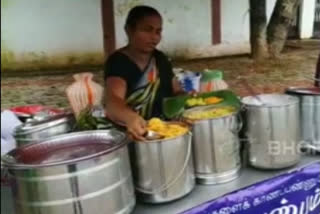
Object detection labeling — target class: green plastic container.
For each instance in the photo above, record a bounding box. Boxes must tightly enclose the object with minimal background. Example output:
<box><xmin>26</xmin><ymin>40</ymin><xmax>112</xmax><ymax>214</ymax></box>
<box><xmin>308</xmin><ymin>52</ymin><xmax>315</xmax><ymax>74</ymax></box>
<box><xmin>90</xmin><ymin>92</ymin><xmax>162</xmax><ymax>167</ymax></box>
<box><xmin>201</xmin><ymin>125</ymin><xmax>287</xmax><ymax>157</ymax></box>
<box><xmin>201</xmin><ymin>69</ymin><xmax>224</xmax><ymax>82</ymax></box>
<box><xmin>200</xmin><ymin>69</ymin><xmax>225</xmax><ymax>92</ymax></box>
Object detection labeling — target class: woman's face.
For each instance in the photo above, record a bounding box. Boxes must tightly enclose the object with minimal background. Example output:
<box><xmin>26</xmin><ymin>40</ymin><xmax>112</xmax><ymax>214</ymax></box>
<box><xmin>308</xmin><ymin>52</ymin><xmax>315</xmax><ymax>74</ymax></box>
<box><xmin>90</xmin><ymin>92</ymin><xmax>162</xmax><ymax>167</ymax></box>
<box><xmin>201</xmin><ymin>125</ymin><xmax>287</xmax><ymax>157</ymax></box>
<box><xmin>127</xmin><ymin>15</ymin><xmax>162</xmax><ymax>53</ymax></box>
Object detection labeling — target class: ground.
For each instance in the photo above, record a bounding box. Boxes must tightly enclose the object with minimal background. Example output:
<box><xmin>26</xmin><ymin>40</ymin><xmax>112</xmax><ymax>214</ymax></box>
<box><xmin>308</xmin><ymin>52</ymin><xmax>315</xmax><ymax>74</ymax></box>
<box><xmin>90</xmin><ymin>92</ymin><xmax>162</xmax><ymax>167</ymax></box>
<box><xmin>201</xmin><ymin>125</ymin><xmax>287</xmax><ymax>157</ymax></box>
<box><xmin>1</xmin><ymin>40</ymin><xmax>319</xmax><ymax>110</ymax></box>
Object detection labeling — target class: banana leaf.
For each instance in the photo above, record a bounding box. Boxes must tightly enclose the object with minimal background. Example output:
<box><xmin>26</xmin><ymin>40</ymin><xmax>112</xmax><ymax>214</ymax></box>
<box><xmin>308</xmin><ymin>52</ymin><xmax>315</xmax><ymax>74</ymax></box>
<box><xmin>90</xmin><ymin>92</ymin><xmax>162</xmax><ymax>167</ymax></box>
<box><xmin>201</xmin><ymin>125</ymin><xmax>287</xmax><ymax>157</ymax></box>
<box><xmin>162</xmin><ymin>90</ymin><xmax>241</xmax><ymax>119</ymax></box>
<box><xmin>74</xmin><ymin>107</ymin><xmax>126</xmax><ymax>132</ymax></box>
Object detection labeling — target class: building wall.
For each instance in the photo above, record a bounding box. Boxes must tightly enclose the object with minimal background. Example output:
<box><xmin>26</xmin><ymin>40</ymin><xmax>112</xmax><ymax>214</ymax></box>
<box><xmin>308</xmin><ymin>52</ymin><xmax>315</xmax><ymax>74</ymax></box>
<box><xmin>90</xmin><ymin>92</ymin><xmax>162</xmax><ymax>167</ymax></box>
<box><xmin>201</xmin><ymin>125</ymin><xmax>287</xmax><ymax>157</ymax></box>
<box><xmin>267</xmin><ymin>0</ymin><xmax>277</xmax><ymax>22</ymax></box>
<box><xmin>190</xmin><ymin>0</ymin><xmax>251</xmax><ymax>59</ymax></box>
<box><xmin>221</xmin><ymin>0</ymin><xmax>250</xmax><ymax>43</ymax></box>
<box><xmin>299</xmin><ymin>0</ymin><xmax>316</xmax><ymax>38</ymax></box>
<box><xmin>113</xmin><ymin>0</ymin><xmax>212</xmax><ymax>58</ymax></box>
<box><xmin>114</xmin><ymin>0</ymin><xmax>251</xmax><ymax>59</ymax></box>
<box><xmin>1</xmin><ymin>0</ymin><xmax>104</xmax><ymax>71</ymax></box>
<box><xmin>2</xmin><ymin>0</ymin><xmax>251</xmax><ymax>71</ymax></box>
<box><xmin>1</xmin><ymin>0</ymin><xmax>249</xmax><ymax>70</ymax></box>
<box><xmin>2</xmin><ymin>0</ymin><xmax>315</xmax><ymax>72</ymax></box>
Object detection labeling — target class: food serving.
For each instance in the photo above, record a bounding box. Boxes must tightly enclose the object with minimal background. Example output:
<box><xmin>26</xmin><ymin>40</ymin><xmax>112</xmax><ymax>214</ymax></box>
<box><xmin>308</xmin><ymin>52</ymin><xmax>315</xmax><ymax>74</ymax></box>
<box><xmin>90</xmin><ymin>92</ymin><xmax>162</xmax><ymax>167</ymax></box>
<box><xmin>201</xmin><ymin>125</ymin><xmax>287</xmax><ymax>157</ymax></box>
<box><xmin>183</xmin><ymin>106</ymin><xmax>236</xmax><ymax>120</ymax></box>
<box><xmin>186</xmin><ymin>96</ymin><xmax>223</xmax><ymax>107</ymax></box>
<box><xmin>146</xmin><ymin>118</ymin><xmax>188</xmax><ymax>139</ymax></box>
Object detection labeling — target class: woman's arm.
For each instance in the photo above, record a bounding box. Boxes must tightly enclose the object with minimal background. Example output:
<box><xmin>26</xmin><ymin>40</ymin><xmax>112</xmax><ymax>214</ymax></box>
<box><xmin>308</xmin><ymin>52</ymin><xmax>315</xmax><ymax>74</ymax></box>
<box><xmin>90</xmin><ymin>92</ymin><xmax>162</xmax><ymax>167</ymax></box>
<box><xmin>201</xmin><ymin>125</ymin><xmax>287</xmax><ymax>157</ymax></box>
<box><xmin>105</xmin><ymin>77</ymin><xmax>147</xmax><ymax>140</ymax></box>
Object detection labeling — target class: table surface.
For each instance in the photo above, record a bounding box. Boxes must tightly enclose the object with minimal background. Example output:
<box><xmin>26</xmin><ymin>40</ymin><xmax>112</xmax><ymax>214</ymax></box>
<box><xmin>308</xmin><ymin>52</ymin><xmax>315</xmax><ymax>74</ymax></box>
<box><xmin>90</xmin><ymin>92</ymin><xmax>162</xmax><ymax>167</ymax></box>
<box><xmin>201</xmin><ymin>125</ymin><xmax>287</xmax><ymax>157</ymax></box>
<box><xmin>133</xmin><ymin>154</ymin><xmax>319</xmax><ymax>214</ymax></box>
<box><xmin>1</xmin><ymin>155</ymin><xmax>319</xmax><ymax>214</ymax></box>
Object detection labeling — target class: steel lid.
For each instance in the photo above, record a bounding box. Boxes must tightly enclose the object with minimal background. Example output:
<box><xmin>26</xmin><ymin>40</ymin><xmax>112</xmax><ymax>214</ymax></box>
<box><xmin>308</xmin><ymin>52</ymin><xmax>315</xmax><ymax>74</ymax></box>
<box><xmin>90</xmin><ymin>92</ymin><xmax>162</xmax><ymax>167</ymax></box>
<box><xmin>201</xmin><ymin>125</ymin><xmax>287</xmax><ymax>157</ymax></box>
<box><xmin>14</xmin><ymin>113</ymin><xmax>74</xmax><ymax>136</ymax></box>
<box><xmin>285</xmin><ymin>87</ymin><xmax>320</xmax><ymax>96</ymax></box>
<box><xmin>241</xmin><ymin>94</ymin><xmax>299</xmax><ymax>107</ymax></box>
<box><xmin>2</xmin><ymin>130</ymin><xmax>128</xmax><ymax>169</ymax></box>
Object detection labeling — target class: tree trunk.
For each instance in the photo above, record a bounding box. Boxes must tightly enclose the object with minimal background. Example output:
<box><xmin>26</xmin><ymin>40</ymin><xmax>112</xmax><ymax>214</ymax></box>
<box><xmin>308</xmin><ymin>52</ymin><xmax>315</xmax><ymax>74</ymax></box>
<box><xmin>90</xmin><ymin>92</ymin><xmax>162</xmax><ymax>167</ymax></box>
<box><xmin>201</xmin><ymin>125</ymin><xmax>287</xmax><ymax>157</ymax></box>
<box><xmin>267</xmin><ymin>0</ymin><xmax>302</xmax><ymax>58</ymax></box>
<box><xmin>250</xmin><ymin>0</ymin><xmax>269</xmax><ymax>60</ymax></box>
<box><xmin>316</xmin><ymin>54</ymin><xmax>320</xmax><ymax>87</ymax></box>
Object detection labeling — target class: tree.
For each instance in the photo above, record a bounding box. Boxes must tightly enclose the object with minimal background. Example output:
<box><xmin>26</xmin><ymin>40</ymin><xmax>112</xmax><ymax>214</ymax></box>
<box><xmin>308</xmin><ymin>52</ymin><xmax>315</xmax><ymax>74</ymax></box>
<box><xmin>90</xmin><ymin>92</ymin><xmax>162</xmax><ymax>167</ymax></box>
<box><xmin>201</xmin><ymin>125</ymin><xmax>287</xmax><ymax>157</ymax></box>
<box><xmin>250</xmin><ymin>0</ymin><xmax>302</xmax><ymax>60</ymax></box>
<box><xmin>250</xmin><ymin>0</ymin><xmax>269</xmax><ymax>60</ymax></box>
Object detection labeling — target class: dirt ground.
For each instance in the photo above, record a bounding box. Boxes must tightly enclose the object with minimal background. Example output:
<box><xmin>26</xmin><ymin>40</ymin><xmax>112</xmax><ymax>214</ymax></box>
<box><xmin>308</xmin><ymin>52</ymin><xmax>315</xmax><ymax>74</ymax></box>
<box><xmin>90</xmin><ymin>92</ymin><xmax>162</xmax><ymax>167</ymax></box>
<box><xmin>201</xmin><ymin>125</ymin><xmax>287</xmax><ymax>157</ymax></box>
<box><xmin>174</xmin><ymin>40</ymin><xmax>319</xmax><ymax>95</ymax></box>
<box><xmin>1</xmin><ymin>40</ymin><xmax>319</xmax><ymax>110</ymax></box>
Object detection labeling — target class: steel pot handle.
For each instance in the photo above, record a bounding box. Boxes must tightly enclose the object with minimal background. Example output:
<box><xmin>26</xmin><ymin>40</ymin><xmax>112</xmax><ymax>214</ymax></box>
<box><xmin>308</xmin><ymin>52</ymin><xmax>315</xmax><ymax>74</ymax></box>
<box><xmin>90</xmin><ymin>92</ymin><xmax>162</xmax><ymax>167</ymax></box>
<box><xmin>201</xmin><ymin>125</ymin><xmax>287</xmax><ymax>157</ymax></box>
<box><xmin>135</xmin><ymin>132</ymin><xmax>193</xmax><ymax>194</ymax></box>
<box><xmin>236</xmin><ymin>113</ymin><xmax>243</xmax><ymax>133</ymax></box>
<box><xmin>300</xmin><ymin>142</ymin><xmax>320</xmax><ymax>153</ymax></box>
<box><xmin>1</xmin><ymin>162</ymin><xmax>13</xmax><ymax>186</ymax></box>
<box><xmin>230</xmin><ymin>113</ymin><xmax>243</xmax><ymax>135</ymax></box>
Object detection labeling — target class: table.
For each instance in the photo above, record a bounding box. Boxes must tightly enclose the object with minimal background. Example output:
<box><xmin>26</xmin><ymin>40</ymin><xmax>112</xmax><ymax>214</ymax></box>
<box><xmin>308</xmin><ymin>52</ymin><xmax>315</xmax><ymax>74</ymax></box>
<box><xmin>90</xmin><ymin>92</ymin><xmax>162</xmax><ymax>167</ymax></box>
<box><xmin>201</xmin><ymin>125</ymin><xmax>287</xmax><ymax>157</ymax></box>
<box><xmin>133</xmin><ymin>154</ymin><xmax>319</xmax><ymax>214</ymax></box>
<box><xmin>1</xmin><ymin>155</ymin><xmax>318</xmax><ymax>214</ymax></box>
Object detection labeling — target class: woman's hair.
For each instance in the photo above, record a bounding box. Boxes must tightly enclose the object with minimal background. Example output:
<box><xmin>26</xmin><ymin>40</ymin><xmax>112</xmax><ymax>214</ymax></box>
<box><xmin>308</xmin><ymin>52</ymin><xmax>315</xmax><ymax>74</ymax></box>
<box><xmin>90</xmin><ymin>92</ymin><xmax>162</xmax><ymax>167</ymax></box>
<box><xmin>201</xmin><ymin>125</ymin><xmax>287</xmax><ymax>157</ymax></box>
<box><xmin>125</xmin><ymin>5</ymin><xmax>161</xmax><ymax>30</ymax></box>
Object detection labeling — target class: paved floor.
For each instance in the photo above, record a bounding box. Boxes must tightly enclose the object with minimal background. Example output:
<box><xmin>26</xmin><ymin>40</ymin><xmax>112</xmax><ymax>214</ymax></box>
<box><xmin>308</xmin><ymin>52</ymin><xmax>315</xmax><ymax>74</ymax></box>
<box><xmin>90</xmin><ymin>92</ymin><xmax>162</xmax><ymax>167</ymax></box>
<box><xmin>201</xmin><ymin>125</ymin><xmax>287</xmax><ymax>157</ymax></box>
<box><xmin>1</xmin><ymin>40</ymin><xmax>319</xmax><ymax>111</ymax></box>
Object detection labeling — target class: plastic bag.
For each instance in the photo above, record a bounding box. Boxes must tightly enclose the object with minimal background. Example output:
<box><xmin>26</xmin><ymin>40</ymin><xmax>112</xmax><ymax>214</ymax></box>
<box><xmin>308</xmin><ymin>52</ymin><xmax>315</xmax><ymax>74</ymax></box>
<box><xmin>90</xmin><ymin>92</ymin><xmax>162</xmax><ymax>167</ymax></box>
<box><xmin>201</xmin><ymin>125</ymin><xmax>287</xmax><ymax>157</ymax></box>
<box><xmin>200</xmin><ymin>69</ymin><xmax>228</xmax><ymax>92</ymax></box>
<box><xmin>1</xmin><ymin>110</ymin><xmax>22</xmax><ymax>156</ymax></box>
<box><xmin>176</xmin><ymin>71</ymin><xmax>202</xmax><ymax>92</ymax></box>
<box><xmin>66</xmin><ymin>72</ymin><xmax>104</xmax><ymax>117</ymax></box>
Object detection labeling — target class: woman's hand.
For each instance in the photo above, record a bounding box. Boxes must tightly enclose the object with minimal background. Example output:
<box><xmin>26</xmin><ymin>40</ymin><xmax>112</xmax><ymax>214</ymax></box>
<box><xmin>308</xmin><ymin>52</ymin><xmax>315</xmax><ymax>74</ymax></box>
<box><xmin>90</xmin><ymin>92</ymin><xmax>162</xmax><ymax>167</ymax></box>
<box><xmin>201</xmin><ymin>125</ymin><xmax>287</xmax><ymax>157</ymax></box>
<box><xmin>126</xmin><ymin>114</ymin><xmax>147</xmax><ymax>141</ymax></box>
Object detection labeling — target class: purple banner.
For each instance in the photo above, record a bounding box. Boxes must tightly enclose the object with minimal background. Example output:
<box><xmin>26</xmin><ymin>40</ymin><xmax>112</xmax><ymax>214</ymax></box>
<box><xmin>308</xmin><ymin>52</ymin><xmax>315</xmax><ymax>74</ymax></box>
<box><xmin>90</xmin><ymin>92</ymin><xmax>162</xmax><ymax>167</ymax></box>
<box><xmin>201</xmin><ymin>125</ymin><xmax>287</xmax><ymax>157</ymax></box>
<box><xmin>181</xmin><ymin>162</ymin><xmax>320</xmax><ymax>214</ymax></box>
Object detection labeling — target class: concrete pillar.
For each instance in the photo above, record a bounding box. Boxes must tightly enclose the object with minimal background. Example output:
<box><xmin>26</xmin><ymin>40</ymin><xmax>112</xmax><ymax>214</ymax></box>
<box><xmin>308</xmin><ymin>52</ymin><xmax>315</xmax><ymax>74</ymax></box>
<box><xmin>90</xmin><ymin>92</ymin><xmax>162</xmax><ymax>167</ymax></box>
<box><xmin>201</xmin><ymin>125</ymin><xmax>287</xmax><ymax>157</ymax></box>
<box><xmin>299</xmin><ymin>0</ymin><xmax>316</xmax><ymax>39</ymax></box>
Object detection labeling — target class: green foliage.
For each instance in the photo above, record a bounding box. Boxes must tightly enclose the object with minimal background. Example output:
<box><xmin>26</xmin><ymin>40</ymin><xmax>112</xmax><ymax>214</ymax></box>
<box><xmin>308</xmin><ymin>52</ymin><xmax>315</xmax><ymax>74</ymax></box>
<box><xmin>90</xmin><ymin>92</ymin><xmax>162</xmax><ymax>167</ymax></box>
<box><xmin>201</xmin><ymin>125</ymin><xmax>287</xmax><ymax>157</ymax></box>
<box><xmin>163</xmin><ymin>90</ymin><xmax>241</xmax><ymax>119</ymax></box>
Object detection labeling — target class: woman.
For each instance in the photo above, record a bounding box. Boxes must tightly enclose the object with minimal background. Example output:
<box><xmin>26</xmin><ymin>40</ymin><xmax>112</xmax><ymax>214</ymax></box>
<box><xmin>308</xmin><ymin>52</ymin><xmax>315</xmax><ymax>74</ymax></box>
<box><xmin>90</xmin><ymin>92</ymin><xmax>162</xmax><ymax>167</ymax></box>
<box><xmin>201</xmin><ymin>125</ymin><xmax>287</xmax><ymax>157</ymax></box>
<box><xmin>104</xmin><ymin>6</ymin><xmax>181</xmax><ymax>140</ymax></box>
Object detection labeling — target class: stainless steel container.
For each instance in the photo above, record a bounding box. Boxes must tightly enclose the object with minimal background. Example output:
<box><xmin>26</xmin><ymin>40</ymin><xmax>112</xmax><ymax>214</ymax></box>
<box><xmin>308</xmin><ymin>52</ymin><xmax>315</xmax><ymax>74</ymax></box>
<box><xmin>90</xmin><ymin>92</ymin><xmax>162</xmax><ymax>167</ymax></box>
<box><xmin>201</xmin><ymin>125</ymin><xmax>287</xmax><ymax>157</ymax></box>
<box><xmin>2</xmin><ymin>130</ymin><xmax>135</xmax><ymax>214</ymax></box>
<box><xmin>131</xmin><ymin>123</ymin><xmax>195</xmax><ymax>204</ymax></box>
<box><xmin>14</xmin><ymin>113</ymin><xmax>75</xmax><ymax>146</ymax></box>
<box><xmin>241</xmin><ymin>94</ymin><xmax>301</xmax><ymax>169</ymax></box>
<box><xmin>183</xmin><ymin>107</ymin><xmax>242</xmax><ymax>185</ymax></box>
<box><xmin>286</xmin><ymin>87</ymin><xmax>320</xmax><ymax>153</ymax></box>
